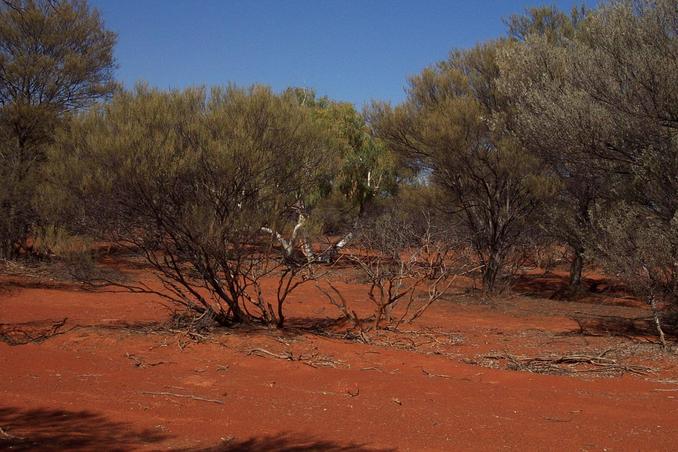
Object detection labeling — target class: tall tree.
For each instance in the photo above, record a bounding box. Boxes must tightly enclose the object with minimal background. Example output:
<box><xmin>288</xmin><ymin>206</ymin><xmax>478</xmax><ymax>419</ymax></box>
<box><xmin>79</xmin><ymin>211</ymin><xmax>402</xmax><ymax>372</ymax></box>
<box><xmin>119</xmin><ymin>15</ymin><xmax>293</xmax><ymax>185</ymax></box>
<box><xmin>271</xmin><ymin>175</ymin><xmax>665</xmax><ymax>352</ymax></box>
<box><xmin>0</xmin><ymin>0</ymin><xmax>116</xmax><ymax>258</ymax></box>
<box><xmin>370</xmin><ymin>42</ymin><xmax>553</xmax><ymax>293</ymax></box>
<box><xmin>499</xmin><ymin>0</ymin><xmax>677</xmax><ymax>343</ymax></box>
<box><xmin>287</xmin><ymin>88</ymin><xmax>396</xmax><ymax>223</ymax></box>
<box><xmin>505</xmin><ymin>4</ymin><xmax>586</xmax><ymax>42</ymax></box>
<box><xmin>499</xmin><ymin>5</ymin><xmax>598</xmax><ymax>289</ymax></box>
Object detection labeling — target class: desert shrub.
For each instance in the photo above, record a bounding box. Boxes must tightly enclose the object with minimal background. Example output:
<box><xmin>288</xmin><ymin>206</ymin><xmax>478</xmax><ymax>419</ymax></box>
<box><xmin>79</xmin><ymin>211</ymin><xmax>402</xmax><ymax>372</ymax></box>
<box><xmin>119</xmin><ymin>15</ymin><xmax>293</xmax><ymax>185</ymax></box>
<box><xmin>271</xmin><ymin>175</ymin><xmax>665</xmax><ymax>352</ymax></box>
<box><xmin>592</xmin><ymin>201</ymin><xmax>678</xmax><ymax>347</ymax></box>
<box><xmin>31</xmin><ymin>226</ymin><xmax>95</xmax><ymax>279</ymax></box>
<box><xmin>319</xmin><ymin>204</ymin><xmax>470</xmax><ymax>337</ymax></box>
<box><xmin>49</xmin><ymin>84</ymin><xmax>337</xmax><ymax>327</ymax></box>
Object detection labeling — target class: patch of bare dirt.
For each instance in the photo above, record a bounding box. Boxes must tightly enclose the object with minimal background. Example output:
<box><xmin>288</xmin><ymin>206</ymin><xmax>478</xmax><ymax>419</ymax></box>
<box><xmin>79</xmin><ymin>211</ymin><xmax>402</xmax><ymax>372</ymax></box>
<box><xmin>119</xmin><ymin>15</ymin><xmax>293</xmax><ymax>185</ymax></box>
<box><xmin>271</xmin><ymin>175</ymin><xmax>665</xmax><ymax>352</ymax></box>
<box><xmin>1</xmin><ymin>264</ymin><xmax>677</xmax><ymax>451</ymax></box>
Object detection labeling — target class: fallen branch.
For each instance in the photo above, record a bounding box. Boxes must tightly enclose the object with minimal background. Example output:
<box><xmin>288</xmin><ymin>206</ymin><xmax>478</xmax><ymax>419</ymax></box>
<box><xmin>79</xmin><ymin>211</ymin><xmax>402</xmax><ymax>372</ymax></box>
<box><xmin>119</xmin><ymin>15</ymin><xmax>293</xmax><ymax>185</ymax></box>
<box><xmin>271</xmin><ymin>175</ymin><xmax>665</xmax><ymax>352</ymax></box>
<box><xmin>0</xmin><ymin>318</ymin><xmax>70</xmax><ymax>345</ymax></box>
<box><xmin>246</xmin><ymin>347</ymin><xmax>347</xmax><ymax>368</ymax></box>
<box><xmin>421</xmin><ymin>368</ymin><xmax>452</xmax><ymax>379</ymax></box>
<box><xmin>247</xmin><ymin>347</ymin><xmax>294</xmax><ymax>360</ymax></box>
<box><xmin>141</xmin><ymin>391</ymin><xmax>224</xmax><ymax>404</ymax></box>
<box><xmin>0</xmin><ymin>426</ymin><xmax>21</xmax><ymax>440</ymax></box>
<box><xmin>360</xmin><ymin>367</ymin><xmax>383</xmax><ymax>372</ymax></box>
<box><xmin>480</xmin><ymin>350</ymin><xmax>656</xmax><ymax>376</ymax></box>
<box><xmin>125</xmin><ymin>353</ymin><xmax>168</xmax><ymax>368</ymax></box>
<box><xmin>168</xmin><ymin>328</ymin><xmax>208</xmax><ymax>341</ymax></box>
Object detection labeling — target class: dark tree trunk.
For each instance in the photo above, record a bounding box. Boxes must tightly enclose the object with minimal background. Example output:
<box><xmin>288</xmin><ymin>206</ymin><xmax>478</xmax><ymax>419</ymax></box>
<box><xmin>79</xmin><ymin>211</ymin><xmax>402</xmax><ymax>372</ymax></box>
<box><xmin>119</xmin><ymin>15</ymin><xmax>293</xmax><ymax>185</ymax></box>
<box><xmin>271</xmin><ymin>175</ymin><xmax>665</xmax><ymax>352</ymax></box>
<box><xmin>569</xmin><ymin>248</ymin><xmax>584</xmax><ymax>288</ymax></box>
<box><xmin>0</xmin><ymin>240</ymin><xmax>12</xmax><ymax>260</ymax></box>
<box><xmin>482</xmin><ymin>252</ymin><xmax>502</xmax><ymax>293</ymax></box>
<box><xmin>276</xmin><ymin>302</ymin><xmax>285</xmax><ymax>329</ymax></box>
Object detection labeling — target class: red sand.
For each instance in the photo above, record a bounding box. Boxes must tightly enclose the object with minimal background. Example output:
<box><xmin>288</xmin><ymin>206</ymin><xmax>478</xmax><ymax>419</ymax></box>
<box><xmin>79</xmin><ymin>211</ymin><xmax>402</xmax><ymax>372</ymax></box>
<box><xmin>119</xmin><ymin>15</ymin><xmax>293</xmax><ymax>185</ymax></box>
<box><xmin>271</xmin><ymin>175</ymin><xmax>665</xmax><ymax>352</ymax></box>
<box><xmin>1</xmin><ymin>267</ymin><xmax>677</xmax><ymax>451</ymax></box>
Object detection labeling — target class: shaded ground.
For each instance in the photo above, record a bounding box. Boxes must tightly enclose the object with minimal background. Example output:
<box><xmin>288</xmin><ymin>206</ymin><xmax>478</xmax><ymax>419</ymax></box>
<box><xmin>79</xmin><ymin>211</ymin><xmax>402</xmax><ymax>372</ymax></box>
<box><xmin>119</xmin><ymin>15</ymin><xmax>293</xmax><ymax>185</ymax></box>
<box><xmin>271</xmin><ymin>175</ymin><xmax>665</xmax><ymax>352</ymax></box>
<box><xmin>0</xmin><ymin>406</ymin><xmax>167</xmax><ymax>451</ymax></box>
<box><xmin>1</xmin><ymin>262</ymin><xmax>677</xmax><ymax>451</ymax></box>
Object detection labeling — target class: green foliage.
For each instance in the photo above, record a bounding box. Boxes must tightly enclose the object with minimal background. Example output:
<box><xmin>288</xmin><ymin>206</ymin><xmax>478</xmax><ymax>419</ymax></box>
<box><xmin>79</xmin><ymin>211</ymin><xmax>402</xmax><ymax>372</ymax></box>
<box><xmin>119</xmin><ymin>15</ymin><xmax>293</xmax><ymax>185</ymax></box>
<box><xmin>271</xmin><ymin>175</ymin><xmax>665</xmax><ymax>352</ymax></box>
<box><xmin>32</xmin><ymin>225</ymin><xmax>94</xmax><ymax>279</ymax></box>
<box><xmin>369</xmin><ymin>41</ymin><xmax>555</xmax><ymax>292</ymax></box>
<box><xmin>593</xmin><ymin>202</ymin><xmax>678</xmax><ymax>299</ymax></box>
<box><xmin>302</xmin><ymin>92</ymin><xmax>397</xmax><ymax>227</ymax></box>
<box><xmin>50</xmin><ymin>84</ymin><xmax>335</xmax><ymax>325</ymax></box>
<box><xmin>2</xmin><ymin>0</ymin><xmax>676</xmax><ymax>344</ymax></box>
<box><xmin>498</xmin><ymin>3</ymin><xmax>599</xmax><ymax>287</ymax></box>
<box><xmin>0</xmin><ymin>0</ymin><xmax>116</xmax><ymax>258</ymax></box>
<box><xmin>505</xmin><ymin>4</ymin><xmax>588</xmax><ymax>43</ymax></box>
<box><xmin>499</xmin><ymin>0</ymin><xmax>677</xmax><ymax>303</ymax></box>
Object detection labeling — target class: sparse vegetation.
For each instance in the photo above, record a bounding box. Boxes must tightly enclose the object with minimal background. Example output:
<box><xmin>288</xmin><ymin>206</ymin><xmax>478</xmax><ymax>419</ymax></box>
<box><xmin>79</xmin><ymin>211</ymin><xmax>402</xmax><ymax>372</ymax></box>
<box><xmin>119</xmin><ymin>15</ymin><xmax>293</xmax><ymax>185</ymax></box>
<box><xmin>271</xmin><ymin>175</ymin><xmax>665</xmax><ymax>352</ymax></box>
<box><xmin>1</xmin><ymin>1</ymin><xmax>677</xmax><ymax>449</ymax></box>
<box><xmin>0</xmin><ymin>0</ymin><xmax>673</xmax><ymax>339</ymax></box>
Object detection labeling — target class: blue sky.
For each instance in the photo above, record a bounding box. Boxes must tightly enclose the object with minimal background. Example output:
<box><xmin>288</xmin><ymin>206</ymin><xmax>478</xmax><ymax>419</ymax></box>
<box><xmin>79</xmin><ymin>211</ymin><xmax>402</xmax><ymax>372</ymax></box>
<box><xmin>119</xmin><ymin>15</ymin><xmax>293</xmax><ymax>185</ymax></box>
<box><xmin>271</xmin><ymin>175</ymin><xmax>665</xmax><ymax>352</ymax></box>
<box><xmin>90</xmin><ymin>0</ymin><xmax>593</xmax><ymax>107</ymax></box>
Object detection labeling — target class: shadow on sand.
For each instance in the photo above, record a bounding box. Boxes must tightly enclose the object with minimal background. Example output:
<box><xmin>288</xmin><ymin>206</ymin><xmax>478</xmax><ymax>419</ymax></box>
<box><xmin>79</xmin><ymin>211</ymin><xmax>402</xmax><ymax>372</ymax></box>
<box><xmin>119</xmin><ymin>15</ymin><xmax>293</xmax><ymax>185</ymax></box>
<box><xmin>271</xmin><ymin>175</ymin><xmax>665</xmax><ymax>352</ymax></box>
<box><xmin>567</xmin><ymin>313</ymin><xmax>678</xmax><ymax>339</ymax></box>
<box><xmin>511</xmin><ymin>272</ymin><xmax>639</xmax><ymax>306</ymax></box>
<box><xmin>190</xmin><ymin>433</ymin><xmax>395</xmax><ymax>452</ymax></box>
<box><xmin>0</xmin><ymin>406</ymin><xmax>169</xmax><ymax>451</ymax></box>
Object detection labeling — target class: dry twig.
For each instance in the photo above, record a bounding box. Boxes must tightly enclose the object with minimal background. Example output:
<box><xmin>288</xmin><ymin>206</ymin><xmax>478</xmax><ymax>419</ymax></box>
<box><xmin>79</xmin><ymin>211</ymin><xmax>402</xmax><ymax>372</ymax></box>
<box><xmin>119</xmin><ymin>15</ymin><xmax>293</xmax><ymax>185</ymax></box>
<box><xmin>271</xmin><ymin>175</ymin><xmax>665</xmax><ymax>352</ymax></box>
<box><xmin>480</xmin><ymin>349</ymin><xmax>656</xmax><ymax>376</ymax></box>
<box><xmin>0</xmin><ymin>318</ymin><xmax>70</xmax><ymax>345</ymax></box>
<box><xmin>141</xmin><ymin>391</ymin><xmax>224</xmax><ymax>404</ymax></box>
<box><xmin>246</xmin><ymin>347</ymin><xmax>348</xmax><ymax>368</ymax></box>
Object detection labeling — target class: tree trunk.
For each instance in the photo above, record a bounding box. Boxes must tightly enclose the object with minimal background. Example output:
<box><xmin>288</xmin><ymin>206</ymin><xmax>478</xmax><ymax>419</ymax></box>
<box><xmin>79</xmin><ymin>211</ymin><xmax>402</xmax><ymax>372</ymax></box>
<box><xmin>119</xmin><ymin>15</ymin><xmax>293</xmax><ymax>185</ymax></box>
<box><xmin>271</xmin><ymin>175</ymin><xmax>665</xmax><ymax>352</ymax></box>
<box><xmin>0</xmin><ymin>239</ymin><xmax>12</xmax><ymax>260</ymax></box>
<box><xmin>569</xmin><ymin>248</ymin><xmax>584</xmax><ymax>288</ymax></box>
<box><xmin>482</xmin><ymin>252</ymin><xmax>501</xmax><ymax>294</ymax></box>
<box><xmin>276</xmin><ymin>300</ymin><xmax>285</xmax><ymax>329</ymax></box>
<box><xmin>0</xmin><ymin>202</ymin><xmax>18</xmax><ymax>260</ymax></box>
<box><xmin>648</xmin><ymin>294</ymin><xmax>668</xmax><ymax>351</ymax></box>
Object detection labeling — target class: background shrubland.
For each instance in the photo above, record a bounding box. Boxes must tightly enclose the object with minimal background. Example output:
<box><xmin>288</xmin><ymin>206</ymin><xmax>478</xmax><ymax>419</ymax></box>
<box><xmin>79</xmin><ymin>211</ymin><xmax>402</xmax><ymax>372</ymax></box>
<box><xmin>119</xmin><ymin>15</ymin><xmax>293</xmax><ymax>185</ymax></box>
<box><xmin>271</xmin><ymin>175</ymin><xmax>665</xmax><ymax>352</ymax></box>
<box><xmin>0</xmin><ymin>0</ymin><xmax>675</xmax><ymax>343</ymax></box>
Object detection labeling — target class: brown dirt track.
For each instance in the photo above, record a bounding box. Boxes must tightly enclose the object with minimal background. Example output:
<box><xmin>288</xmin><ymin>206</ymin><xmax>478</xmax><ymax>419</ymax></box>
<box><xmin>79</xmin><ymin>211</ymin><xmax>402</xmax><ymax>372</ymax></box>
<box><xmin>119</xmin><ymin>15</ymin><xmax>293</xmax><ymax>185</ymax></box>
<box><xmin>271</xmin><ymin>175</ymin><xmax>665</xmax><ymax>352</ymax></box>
<box><xmin>1</xmin><ymin>262</ymin><xmax>677</xmax><ymax>451</ymax></box>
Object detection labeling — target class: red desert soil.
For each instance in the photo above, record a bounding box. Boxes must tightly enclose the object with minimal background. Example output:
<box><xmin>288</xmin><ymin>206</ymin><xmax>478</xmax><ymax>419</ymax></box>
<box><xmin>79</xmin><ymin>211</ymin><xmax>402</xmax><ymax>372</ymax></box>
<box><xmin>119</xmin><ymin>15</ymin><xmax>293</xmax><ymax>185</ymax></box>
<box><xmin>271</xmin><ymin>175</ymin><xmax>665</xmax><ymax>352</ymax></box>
<box><xmin>1</xmin><ymin>264</ymin><xmax>677</xmax><ymax>451</ymax></box>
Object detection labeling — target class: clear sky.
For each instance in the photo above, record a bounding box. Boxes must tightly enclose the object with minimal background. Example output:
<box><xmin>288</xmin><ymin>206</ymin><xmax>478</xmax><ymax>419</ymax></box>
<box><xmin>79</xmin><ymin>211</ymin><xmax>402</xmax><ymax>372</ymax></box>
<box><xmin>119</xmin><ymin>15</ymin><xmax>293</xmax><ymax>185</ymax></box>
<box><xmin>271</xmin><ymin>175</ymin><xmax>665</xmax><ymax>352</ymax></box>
<box><xmin>90</xmin><ymin>0</ymin><xmax>593</xmax><ymax>107</ymax></box>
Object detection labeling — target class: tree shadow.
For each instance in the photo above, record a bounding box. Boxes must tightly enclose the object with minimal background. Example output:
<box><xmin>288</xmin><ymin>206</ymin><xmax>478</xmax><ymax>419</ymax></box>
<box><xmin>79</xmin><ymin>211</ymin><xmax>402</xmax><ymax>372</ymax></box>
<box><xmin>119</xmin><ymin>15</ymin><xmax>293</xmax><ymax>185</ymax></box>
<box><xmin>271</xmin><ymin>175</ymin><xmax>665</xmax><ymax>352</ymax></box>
<box><xmin>191</xmin><ymin>433</ymin><xmax>395</xmax><ymax>452</ymax></box>
<box><xmin>0</xmin><ymin>318</ymin><xmax>173</xmax><ymax>346</ymax></box>
<box><xmin>0</xmin><ymin>315</ymin><xmax>352</xmax><ymax>347</ymax></box>
<box><xmin>202</xmin><ymin>316</ymin><xmax>351</xmax><ymax>340</ymax></box>
<box><xmin>283</xmin><ymin>316</ymin><xmax>351</xmax><ymax>336</ymax></box>
<box><xmin>0</xmin><ymin>278</ymin><xmax>82</xmax><ymax>293</ymax></box>
<box><xmin>512</xmin><ymin>272</ymin><xmax>641</xmax><ymax>307</ymax></box>
<box><xmin>567</xmin><ymin>313</ymin><xmax>678</xmax><ymax>339</ymax></box>
<box><xmin>0</xmin><ymin>406</ymin><xmax>169</xmax><ymax>451</ymax></box>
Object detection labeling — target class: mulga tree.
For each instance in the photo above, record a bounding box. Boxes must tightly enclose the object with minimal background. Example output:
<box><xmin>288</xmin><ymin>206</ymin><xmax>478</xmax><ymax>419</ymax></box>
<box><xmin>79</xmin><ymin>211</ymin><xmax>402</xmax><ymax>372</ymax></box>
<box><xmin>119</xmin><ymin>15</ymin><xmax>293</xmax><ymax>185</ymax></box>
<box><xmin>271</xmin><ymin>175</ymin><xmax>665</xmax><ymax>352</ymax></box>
<box><xmin>49</xmin><ymin>85</ymin><xmax>335</xmax><ymax>327</ymax></box>
<box><xmin>577</xmin><ymin>0</ymin><xmax>678</xmax><ymax>346</ymax></box>
<box><xmin>369</xmin><ymin>42</ymin><xmax>554</xmax><ymax>293</ymax></box>
<box><xmin>498</xmin><ymin>5</ymin><xmax>598</xmax><ymax>289</ymax></box>
<box><xmin>500</xmin><ymin>0</ymin><xmax>677</xmax><ymax>344</ymax></box>
<box><xmin>0</xmin><ymin>0</ymin><xmax>116</xmax><ymax>258</ymax></box>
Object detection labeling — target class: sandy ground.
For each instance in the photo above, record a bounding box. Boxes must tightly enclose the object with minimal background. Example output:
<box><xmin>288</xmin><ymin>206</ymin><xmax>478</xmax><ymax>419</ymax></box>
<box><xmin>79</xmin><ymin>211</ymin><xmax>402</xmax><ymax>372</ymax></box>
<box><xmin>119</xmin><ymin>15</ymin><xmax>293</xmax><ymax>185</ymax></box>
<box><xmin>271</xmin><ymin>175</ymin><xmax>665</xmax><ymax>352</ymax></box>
<box><xmin>1</xmin><ymin>262</ymin><xmax>677</xmax><ymax>451</ymax></box>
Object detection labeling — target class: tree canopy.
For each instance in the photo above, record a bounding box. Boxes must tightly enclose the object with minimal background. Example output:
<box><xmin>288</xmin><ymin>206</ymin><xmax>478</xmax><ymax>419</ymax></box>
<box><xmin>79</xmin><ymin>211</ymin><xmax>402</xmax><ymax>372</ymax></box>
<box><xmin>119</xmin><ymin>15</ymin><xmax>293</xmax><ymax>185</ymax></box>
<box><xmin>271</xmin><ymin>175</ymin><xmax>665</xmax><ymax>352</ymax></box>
<box><xmin>0</xmin><ymin>0</ymin><xmax>116</xmax><ymax>257</ymax></box>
